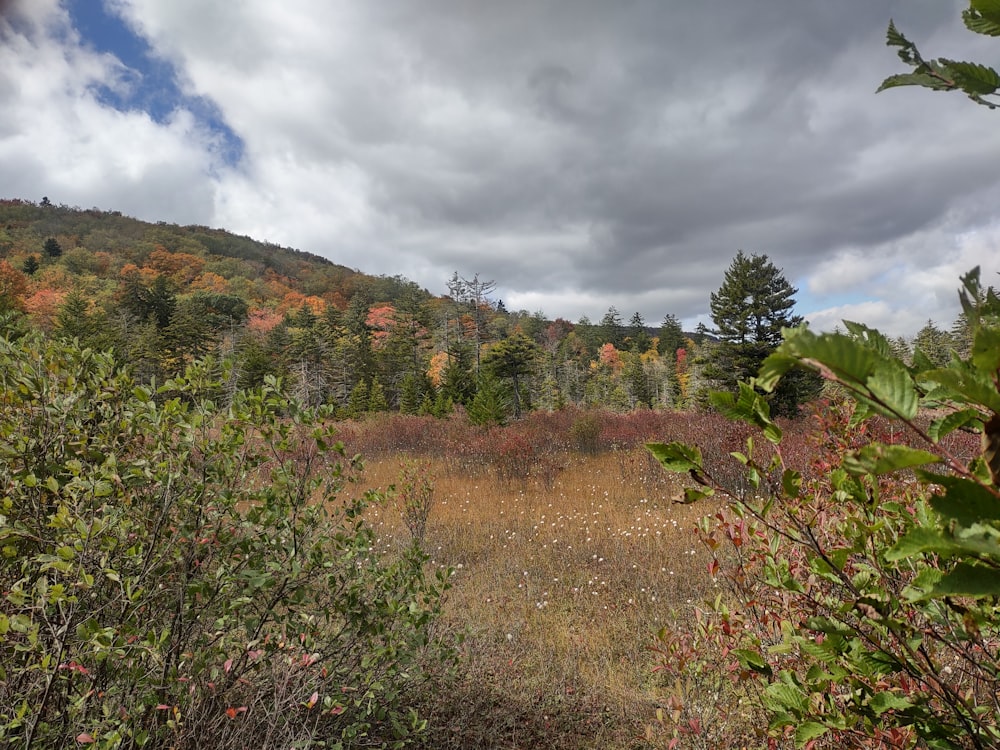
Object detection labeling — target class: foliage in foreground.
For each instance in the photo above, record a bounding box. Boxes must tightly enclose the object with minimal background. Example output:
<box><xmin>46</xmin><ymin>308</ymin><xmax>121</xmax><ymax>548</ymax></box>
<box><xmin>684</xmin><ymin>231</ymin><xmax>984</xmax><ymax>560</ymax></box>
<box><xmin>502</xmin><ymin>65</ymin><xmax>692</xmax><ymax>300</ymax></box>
<box><xmin>0</xmin><ymin>332</ymin><xmax>451</xmax><ymax>748</ymax></box>
<box><xmin>649</xmin><ymin>268</ymin><xmax>1000</xmax><ymax>748</ymax></box>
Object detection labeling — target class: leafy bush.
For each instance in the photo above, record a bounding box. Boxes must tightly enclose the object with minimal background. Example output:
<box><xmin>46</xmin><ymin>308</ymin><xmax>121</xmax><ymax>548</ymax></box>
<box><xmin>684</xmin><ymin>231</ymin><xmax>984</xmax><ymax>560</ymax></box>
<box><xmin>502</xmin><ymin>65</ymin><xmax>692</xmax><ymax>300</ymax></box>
<box><xmin>570</xmin><ymin>412</ymin><xmax>601</xmax><ymax>455</ymax></box>
<box><xmin>0</xmin><ymin>334</ymin><xmax>451</xmax><ymax>748</ymax></box>
<box><xmin>648</xmin><ymin>269</ymin><xmax>1000</xmax><ymax>748</ymax></box>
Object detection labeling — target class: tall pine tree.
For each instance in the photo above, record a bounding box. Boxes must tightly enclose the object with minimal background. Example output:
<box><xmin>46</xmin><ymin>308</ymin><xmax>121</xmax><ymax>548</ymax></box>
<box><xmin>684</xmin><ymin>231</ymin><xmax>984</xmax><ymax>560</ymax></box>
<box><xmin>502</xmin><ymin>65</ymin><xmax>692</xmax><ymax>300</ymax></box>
<box><xmin>706</xmin><ymin>251</ymin><xmax>819</xmax><ymax>415</ymax></box>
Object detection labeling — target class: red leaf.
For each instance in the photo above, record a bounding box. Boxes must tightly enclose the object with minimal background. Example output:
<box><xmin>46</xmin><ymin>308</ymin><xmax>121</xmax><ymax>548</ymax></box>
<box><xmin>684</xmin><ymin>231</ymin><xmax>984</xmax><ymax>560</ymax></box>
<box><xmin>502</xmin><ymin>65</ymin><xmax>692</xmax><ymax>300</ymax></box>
<box><xmin>76</xmin><ymin>733</ymin><xmax>95</xmax><ymax>744</ymax></box>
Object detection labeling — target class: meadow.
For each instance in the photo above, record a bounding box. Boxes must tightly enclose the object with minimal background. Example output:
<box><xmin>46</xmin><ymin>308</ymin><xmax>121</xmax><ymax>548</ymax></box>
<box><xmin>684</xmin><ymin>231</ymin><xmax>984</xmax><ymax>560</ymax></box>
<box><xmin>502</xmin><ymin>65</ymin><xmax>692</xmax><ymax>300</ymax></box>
<box><xmin>333</xmin><ymin>408</ymin><xmax>815</xmax><ymax>749</ymax></box>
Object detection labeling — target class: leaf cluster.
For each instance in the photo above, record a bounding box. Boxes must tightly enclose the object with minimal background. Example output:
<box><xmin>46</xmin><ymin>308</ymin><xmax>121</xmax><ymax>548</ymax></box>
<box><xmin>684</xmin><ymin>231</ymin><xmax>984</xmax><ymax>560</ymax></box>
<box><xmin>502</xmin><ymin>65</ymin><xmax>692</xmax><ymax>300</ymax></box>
<box><xmin>647</xmin><ymin>267</ymin><xmax>1000</xmax><ymax>748</ymax></box>
<box><xmin>879</xmin><ymin>3</ymin><xmax>1000</xmax><ymax>108</ymax></box>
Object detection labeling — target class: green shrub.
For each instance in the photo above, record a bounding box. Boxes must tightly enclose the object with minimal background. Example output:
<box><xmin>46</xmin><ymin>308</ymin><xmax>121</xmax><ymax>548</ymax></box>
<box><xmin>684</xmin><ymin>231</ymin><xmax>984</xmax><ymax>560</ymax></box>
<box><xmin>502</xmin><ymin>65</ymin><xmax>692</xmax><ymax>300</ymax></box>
<box><xmin>0</xmin><ymin>334</ymin><xmax>452</xmax><ymax>749</ymax></box>
<box><xmin>648</xmin><ymin>268</ymin><xmax>1000</xmax><ymax>748</ymax></box>
<box><xmin>569</xmin><ymin>412</ymin><xmax>601</xmax><ymax>455</ymax></box>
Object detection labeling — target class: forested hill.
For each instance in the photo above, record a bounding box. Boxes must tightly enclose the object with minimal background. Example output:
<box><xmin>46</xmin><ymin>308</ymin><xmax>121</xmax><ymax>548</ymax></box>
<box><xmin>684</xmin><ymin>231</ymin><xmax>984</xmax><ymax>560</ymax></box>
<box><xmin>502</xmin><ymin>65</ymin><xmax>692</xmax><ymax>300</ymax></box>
<box><xmin>0</xmin><ymin>197</ymin><xmax>713</xmax><ymax>418</ymax></box>
<box><xmin>0</xmin><ymin>197</ymin><xmax>408</xmax><ymax>308</ymax></box>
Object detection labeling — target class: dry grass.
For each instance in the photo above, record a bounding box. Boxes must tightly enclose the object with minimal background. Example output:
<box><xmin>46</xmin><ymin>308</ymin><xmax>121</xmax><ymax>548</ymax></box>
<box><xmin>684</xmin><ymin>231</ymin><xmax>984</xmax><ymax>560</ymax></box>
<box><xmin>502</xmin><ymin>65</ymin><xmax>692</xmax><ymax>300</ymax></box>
<box><xmin>343</xmin><ymin>446</ymin><xmax>721</xmax><ymax>749</ymax></box>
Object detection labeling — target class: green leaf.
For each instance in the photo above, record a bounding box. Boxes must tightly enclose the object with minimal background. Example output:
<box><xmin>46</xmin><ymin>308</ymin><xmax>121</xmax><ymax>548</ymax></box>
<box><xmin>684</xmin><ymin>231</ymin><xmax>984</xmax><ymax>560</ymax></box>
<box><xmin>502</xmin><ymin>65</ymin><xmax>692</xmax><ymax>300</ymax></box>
<box><xmin>942</xmin><ymin>60</ymin><xmax>1000</xmax><ymax>95</ymax></box>
<box><xmin>869</xmin><ymin>691</ymin><xmax>914</xmax><ymax>715</ymax></box>
<box><xmin>865</xmin><ymin>362</ymin><xmax>919</xmax><ymax>419</ymax></box>
<box><xmin>645</xmin><ymin>442</ymin><xmax>702</xmax><ymax>474</ymax></box>
<box><xmin>709</xmin><ymin>381</ymin><xmax>782</xmax><ymax>443</ymax></box>
<box><xmin>877</xmin><ymin>72</ymin><xmax>952</xmax><ymax>93</ymax></box>
<box><xmin>971</xmin><ymin>0</ymin><xmax>1000</xmax><ymax>23</ymax></box>
<box><xmin>887</xmin><ymin>527</ymin><xmax>963</xmax><ymax>561</ymax></box>
<box><xmin>920</xmin><ymin>473</ymin><xmax>1000</xmax><ymax>526</ymax></box>
<box><xmin>883</xmin><ymin>20</ymin><xmax>921</xmax><ymax>66</ymax></box>
<box><xmin>763</xmin><ymin>680</ymin><xmax>808</xmax><ymax>716</ymax></box>
<box><xmin>931</xmin><ymin>562</ymin><xmax>1000</xmax><ymax>598</ymax></box>
<box><xmin>680</xmin><ymin>486</ymin><xmax>714</xmax><ymax>503</ymax></box>
<box><xmin>842</xmin><ymin>444</ymin><xmax>940</xmax><ymax>476</ymax></box>
<box><xmin>782</xmin><ymin>469</ymin><xmax>801</xmax><ymax>499</ymax></box>
<box><xmin>928</xmin><ymin>408</ymin><xmax>983</xmax><ymax>442</ymax></box>
<box><xmin>972</xmin><ymin>327</ymin><xmax>1000</xmax><ymax>373</ymax></box>
<box><xmin>794</xmin><ymin>722</ymin><xmax>829</xmax><ymax>747</ymax></box>
<box><xmin>733</xmin><ymin>648</ymin><xmax>773</xmax><ymax>678</ymax></box>
<box><xmin>842</xmin><ymin>320</ymin><xmax>896</xmax><ymax>359</ymax></box>
<box><xmin>921</xmin><ymin>365</ymin><xmax>1000</xmax><ymax>412</ymax></box>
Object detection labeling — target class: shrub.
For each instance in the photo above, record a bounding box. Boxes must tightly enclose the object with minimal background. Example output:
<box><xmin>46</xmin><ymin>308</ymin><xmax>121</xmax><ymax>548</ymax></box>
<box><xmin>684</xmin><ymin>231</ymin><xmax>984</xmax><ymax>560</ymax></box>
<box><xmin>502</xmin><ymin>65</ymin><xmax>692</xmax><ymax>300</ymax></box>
<box><xmin>389</xmin><ymin>460</ymin><xmax>436</xmax><ymax>547</ymax></box>
<box><xmin>648</xmin><ymin>270</ymin><xmax>1000</xmax><ymax>748</ymax></box>
<box><xmin>0</xmin><ymin>334</ymin><xmax>451</xmax><ymax>749</ymax></box>
<box><xmin>570</xmin><ymin>412</ymin><xmax>601</xmax><ymax>455</ymax></box>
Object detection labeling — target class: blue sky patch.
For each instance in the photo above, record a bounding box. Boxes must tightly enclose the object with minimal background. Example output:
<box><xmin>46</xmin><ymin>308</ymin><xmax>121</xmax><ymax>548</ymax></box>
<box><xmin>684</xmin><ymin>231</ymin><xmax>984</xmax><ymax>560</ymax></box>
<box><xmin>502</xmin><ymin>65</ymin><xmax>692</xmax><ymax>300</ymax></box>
<box><xmin>65</xmin><ymin>0</ymin><xmax>244</xmax><ymax>166</ymax></box>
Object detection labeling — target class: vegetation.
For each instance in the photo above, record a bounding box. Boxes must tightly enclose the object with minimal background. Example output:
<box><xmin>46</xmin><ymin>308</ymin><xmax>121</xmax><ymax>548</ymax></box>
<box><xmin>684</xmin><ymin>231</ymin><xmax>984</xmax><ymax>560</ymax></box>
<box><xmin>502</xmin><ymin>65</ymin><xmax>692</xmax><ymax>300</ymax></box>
<box><xmin>703</xmin><ymin>251</ymin><xmax>821</xmax><ymax>417</ymax></box>
<box><xmin>2</xmin><ymin>6</ymin><xmax>999</xmax><ymax>747</ymax></box>
<box><xmin>649</xmin><ymin>269</ymin><xmax>1000</xmax><ymax>748</ymax></box>
<box><xmin>0</xmin><ymin>331</ymin><xmax>452</xmax><ymax>748</ymax></box>
<box><xmin>879</xmin><ymin>2</ymin><xmax>1000</xmax><ymax>109</ymax></box>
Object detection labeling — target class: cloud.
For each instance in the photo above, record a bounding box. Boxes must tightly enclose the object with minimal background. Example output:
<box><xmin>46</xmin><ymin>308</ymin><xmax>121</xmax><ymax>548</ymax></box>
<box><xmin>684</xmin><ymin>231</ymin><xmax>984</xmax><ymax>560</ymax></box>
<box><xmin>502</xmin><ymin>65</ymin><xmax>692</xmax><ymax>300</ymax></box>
<box><xmin>2</xmin><ymin>0</ymin><xmax>998</xmax><ymax>336</ymax></box>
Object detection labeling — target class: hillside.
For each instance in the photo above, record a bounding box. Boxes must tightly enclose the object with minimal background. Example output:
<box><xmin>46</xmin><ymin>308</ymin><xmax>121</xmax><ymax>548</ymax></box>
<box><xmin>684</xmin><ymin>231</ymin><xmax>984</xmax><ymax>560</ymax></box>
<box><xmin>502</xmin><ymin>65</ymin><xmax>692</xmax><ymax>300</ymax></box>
<box><xmin>0</xmin><ymin>198</ymin><xmax>429</xmax><ymax>310</ymax></box>
<box><xmin>0</xmin><ymin>198</ymin><xmax>738</xmax><ymax>418</ymax></box>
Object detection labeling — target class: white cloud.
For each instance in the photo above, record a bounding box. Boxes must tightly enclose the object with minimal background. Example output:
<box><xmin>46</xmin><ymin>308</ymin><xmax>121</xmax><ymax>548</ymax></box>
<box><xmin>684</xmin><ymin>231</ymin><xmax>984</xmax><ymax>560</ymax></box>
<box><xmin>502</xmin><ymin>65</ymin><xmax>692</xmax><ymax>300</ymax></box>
<box><xmin>2</xmin><ymin>0</ymin><xmax>999</xmax><ymax>335</ymax></box>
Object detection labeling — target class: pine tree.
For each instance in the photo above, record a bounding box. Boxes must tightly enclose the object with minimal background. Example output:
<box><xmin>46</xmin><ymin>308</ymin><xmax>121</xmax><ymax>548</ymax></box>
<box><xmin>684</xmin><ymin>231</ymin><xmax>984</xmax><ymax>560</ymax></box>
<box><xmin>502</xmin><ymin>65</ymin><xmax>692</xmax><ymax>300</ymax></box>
<box><xmin>710</xmin><ymin>251</ymin><xmax>800</xmax><ymax>347</ymax></box>
<box><xmin>912</xmin><ymin>319</ymin><xmax>954</xmax><ymax>368</ymax></box>
<box><xmin>43</xmin><ymin>237</ymin><xmax>62</xmax><ymax>258</ymax></box>
<box><xmin>627</xmin><ymin>311</ymin><xmax>652</xmax><ymax>353</ymax></box>
<box><xmin>657</xmin><ymin>313</ymin><xmax>684</xmax><ymax>357</ymax></box>
<box><xmin>21</xmin><ymin>255</ymin><xmax>39</xmax><ymax>276</ymax></box>
<box><xmin>466</xmin><ymin>372</ymin><xmax>510</xmax><ymax>427</ymax></box>
<box><xmin>482</xmin><ymin>332</ymin><xmax>541</xmax><ymax>419</ymax></box>
<box><xmin>707</xmin><ymin>251</ymin><xmax>818</xmax><ymax>415</ymax></box>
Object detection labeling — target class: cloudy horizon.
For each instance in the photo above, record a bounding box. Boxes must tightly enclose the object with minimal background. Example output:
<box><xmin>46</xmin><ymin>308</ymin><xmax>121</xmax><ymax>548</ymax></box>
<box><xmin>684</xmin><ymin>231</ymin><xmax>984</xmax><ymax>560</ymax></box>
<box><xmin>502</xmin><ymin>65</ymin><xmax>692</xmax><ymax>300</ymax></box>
<box><xmin>2</xmin><ymin>0</ymin><xmax>998</xmax><ymax>336</ymax></box>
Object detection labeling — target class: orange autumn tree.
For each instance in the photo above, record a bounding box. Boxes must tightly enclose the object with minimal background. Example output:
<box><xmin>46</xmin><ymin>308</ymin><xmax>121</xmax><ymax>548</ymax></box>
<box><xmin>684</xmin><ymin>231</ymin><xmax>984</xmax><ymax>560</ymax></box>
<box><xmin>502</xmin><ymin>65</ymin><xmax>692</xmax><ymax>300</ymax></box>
<box><xmin>0</xmin><ymin>260</ymin><xmax>29</xmax><ymax>313</ymax></box>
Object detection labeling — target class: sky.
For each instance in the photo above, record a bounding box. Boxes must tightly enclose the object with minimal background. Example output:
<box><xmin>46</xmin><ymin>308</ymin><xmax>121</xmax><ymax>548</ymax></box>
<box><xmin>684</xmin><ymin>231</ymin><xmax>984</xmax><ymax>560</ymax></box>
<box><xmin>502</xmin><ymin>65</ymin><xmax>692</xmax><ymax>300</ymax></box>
<box><xmin>2</xmin><ymin>0</ymin><xmax>999</xmax><ymax>337</ymax></box>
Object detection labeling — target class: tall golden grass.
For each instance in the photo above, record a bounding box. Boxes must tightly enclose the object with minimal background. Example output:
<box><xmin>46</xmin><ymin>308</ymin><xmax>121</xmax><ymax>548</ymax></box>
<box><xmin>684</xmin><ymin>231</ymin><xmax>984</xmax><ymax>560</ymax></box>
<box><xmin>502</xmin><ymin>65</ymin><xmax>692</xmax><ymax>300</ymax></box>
<box><xmin>344</xmin><ymin>445</ymin><xmax>720</xmax><ymax>749</ymax></box>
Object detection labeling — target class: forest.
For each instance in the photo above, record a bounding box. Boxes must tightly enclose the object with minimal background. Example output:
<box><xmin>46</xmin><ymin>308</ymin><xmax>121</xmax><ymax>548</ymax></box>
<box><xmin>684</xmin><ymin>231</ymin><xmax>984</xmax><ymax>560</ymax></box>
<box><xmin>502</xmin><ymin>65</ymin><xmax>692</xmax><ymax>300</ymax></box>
<box><xmin>0</xmin><ymin>199</ymin><xmax>968</xmax><ymax>423</ymax></box>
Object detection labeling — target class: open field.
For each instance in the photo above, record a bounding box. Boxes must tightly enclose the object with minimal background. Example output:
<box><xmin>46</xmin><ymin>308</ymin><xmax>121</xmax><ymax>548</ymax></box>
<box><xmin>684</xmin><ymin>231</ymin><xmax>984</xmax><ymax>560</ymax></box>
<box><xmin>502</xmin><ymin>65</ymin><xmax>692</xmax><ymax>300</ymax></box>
<box><xmin>331</xmin><ymin>406</ymin><xmax>985</xmax><ymax>749</ymax></box>
<box><xmin>339</xmin><ymin>423</ymin><xmax>729</xmax><ymax>749</ymax></box>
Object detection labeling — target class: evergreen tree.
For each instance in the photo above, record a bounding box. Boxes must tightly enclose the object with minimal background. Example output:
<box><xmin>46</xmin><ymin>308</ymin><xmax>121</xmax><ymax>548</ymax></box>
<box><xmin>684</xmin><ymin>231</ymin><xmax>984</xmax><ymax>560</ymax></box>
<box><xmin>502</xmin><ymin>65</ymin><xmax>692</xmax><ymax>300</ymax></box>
<box><xmin>398</xmin><ymin>371</ymin><xmax>424</xmax><ymax>414</ymax></box>
<box><xmin>624</xmin><ymin>353</ymin><xmax>652</xmax><ymax>408</ymax></box>
<box><xmin>599</xmin><ymin>306</ymin><xmax>625</xmax><ymax>349</ymax></box>
<box><xmin>368</xmin><ymin>378</ymin><xmax>388</xmax><ymax>413</ymax></box>
<box><xmin>710</xmin><ymin>251</ymin><xmax>800</xmax><ymax>347</ymax></box>
<box><xmin>912</xmin><ymin>319</ymin><xmax>954</xmax><ymax>368</ymax></box>
<box><xmin>347</xmin><ymin>380</ymin><xmax>370</xmax><ymax>419</ymax></box>
<box><xmin>441</xmin><ymin>343</ymin><xmax>476</xmax><ymax>405</ymax></box>
<box><xmin>21</xmin><ymin>255</ymin><xmax>39</xmax><ymax>276</ymax></box>
<box><xmin>466</xmin><ymin>372</ymin><xmax>510</xmax><ymax>427</ymax></box>
<box><xmin>163</xmin><ymin>298</ymin><xmax>214</xmax><ymax>375</ymax></box>
<box><xmin>707</xmin><ymin>251</ymin><xmax>818</xmax><ymax>416</ymax></box>
<box><xmin>482</xmin><ymin>332</ymin><xmax>541</xmax><ymax>419</ymax></box>
<box><xmin>54</xmin><ymin>290</ymin><xmax>97</xmax><ymax>344</ymax></box>
<box><xmin>657</xmin><ymin>313</ymin><xmax>684</xmax><ymax>357</ymax></box>
<box><xmin>627</xmin><ymin>311</ymin><xmax>652</xmax><ymax>353</ymax></box>
<box><xmin>43</xmin><ymin>237</ymin><xmax>62</xmax><ymax>258</ymax></box>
